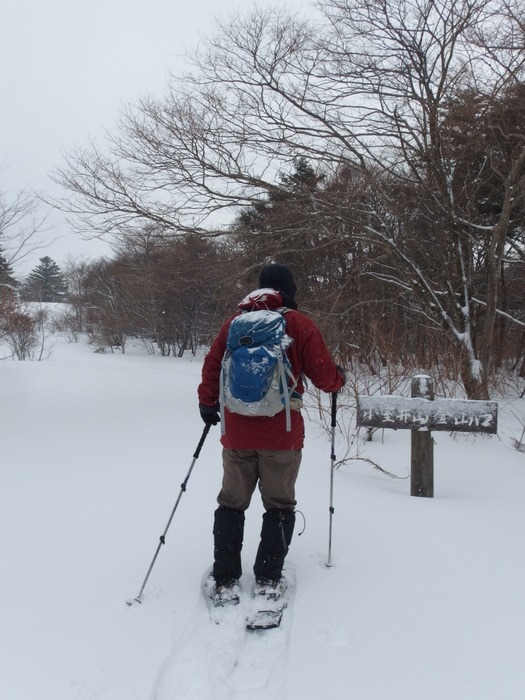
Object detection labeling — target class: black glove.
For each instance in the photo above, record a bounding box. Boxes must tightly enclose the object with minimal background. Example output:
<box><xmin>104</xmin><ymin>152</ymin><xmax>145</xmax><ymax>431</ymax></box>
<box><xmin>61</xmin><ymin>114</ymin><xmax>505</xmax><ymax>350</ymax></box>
<box><xmin>336</xmin><ymin>365</ymin><xmax>346</xmax><ymax>388</ymax></box>
<box><xmin>199</xmin><ymin>403</ymin><xmax>220</xmax><ymax>426</ymax></box>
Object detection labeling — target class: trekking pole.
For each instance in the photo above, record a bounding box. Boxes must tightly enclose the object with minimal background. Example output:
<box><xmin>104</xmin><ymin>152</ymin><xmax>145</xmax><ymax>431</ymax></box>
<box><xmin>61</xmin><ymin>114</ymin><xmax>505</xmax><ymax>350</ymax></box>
<box><xmin>126</xmin><ymin>423</ymin><xmax>212</xmax><ymax>606</ymax></box>
<box><xmin>326</xmin><ymin>391</ymin><xmax>338</xmax><ymax>568</ymax></box>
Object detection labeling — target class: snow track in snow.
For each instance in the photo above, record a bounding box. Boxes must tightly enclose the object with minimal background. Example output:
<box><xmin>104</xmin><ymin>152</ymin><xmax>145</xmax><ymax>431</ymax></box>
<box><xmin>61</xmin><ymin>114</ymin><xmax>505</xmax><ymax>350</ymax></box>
<box><xmin>152</xmin><ymin>569</ymin><xmax>295</xmax><ymax>700</ymax></box>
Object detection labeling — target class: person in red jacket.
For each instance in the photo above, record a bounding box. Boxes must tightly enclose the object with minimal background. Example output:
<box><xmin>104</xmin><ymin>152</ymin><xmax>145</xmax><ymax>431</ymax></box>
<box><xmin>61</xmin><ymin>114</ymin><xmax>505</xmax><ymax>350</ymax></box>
<box><xmin>198</xmin><ymin>263</ymin><xmax>344</xmax><ymax>604</ymax></box>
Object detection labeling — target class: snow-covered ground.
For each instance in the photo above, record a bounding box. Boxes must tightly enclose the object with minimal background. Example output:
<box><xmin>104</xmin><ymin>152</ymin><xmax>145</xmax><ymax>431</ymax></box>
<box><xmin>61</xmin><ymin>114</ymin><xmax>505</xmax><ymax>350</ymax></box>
<box><xmin>1</xmin><ymin>335</ymin><xmax>525</xmax><ymax>699</ymax></box>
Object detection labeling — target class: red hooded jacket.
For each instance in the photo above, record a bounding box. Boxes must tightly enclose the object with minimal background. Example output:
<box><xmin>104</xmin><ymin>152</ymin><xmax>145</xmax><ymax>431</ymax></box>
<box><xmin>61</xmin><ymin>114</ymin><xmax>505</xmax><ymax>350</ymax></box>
<box><xmin>198</xmin><ymin>289</ymin><xmax>343</xmax><ymax>450</ymax></box>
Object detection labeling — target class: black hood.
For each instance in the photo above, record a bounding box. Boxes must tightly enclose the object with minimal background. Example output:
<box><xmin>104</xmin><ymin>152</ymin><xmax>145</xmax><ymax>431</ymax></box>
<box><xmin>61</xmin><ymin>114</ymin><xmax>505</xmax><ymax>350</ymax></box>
<box><xmin>258</xmin><ymin>263</ymin><xmax>297</xmax><ymax>308</ymax></box>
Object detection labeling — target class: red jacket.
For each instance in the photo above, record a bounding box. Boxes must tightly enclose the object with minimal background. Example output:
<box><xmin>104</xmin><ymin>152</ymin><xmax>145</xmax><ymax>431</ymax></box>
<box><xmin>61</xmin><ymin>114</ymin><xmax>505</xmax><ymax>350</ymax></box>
<box><xmin>198</xmin><ymin>289</ymin><xmax>343</xmax><ymax>450</ymax></box>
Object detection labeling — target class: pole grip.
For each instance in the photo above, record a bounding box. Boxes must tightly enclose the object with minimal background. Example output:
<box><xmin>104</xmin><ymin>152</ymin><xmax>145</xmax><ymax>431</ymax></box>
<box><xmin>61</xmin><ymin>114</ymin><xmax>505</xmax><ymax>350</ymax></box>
<box><xmin>331</xmin><ymin>391</ymin><xmax>337</xmax><ymax>428</ymax></box>
<box><xmin>193</xmin><ymin>423</ymin><xmax>211</xmax><ymax>459</ymax></box>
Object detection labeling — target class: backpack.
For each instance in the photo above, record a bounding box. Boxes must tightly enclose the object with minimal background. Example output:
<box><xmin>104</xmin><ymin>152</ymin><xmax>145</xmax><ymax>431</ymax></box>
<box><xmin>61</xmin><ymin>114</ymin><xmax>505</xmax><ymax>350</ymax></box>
<box><xmin>219</xmin><ymin>309</ymin><xmax>298</xmax><ymax>434</ymax></box>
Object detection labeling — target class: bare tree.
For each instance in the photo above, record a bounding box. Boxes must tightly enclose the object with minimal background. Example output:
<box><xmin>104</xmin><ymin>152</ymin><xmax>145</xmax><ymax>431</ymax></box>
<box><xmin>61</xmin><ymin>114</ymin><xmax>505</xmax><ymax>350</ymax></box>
<box><xmin>0</xmin><ymin>289</ymin><xmax>39</xmax><ymax>360</ymax></box>
<box><xmin>55</xmin><ymin>0</ymin><xmax>525</xmax><ymax>396</ymax></box>
<box><xmin>0</xmin><ymin>189</ymin><xmax>46</xmax><ymax>269</ymax></box>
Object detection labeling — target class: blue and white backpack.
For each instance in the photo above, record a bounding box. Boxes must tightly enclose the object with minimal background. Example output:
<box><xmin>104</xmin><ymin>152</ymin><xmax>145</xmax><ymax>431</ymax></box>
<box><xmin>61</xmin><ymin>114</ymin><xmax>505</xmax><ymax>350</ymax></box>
<box><xmin>219</xmin><ymin>308</ymin><xmax>298</xmax><ymax>433</ymax></box>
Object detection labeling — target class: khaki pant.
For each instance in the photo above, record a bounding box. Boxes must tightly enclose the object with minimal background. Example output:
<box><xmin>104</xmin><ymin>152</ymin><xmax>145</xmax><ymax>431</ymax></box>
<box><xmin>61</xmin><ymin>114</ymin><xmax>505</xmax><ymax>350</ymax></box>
<box><xmin>218</xmin><ymin>448</ymin><xmax>302</xmax><ymax>511</ymax></box>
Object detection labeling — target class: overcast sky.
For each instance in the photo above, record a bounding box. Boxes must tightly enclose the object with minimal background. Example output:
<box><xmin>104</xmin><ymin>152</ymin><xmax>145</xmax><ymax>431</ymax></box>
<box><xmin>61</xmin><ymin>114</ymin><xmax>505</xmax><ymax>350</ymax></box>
<box><xmin>1</xmin><ymin>0</ymin><xmax>309</xmax><ymax>274</ymax></box>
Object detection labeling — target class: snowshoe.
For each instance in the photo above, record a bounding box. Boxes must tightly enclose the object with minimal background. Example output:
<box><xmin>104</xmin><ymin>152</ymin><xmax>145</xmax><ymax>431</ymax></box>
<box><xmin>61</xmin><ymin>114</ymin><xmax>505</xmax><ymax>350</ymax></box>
<box><xmin>246</xmin><ymin>577</ymin><xmax>288</xmax><ymax>630</ymax></box>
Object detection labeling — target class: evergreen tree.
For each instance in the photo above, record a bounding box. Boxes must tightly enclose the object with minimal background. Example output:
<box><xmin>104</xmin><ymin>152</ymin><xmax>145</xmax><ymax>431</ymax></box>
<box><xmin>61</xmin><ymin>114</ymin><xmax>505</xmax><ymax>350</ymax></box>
<box><xmin>0</xmin><ymin>249</ymin><xmax>18</xmax><ymax>290</ymax></box>
<box><xmin>22</xmin><ymin>256</ymin><xmax>67</xmax><ymax>302</ymax></box>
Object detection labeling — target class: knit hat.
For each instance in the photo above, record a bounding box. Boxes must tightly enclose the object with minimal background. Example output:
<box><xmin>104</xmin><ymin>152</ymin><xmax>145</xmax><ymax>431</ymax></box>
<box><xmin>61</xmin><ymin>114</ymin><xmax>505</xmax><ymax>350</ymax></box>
<box><xmin>258</xmin><ymin>263</ymin><xmax>297</xmax><ymax>302</ymax></box>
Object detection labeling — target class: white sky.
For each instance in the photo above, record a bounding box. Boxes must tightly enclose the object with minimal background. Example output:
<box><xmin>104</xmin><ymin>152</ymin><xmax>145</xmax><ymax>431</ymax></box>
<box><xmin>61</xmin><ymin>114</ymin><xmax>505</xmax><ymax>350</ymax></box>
<box><xmin>1</xmin><ymin>0</ymin><xmax>310</xmax><ymax>275</ymax></box>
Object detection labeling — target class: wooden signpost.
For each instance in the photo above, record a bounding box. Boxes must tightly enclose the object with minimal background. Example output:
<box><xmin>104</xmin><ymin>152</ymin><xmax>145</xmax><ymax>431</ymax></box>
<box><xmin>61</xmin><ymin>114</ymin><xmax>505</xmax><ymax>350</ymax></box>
<box><xmin>356</xmin><ymin>375</ymin><xmax>498</xmax><ymax>497</ymax></box>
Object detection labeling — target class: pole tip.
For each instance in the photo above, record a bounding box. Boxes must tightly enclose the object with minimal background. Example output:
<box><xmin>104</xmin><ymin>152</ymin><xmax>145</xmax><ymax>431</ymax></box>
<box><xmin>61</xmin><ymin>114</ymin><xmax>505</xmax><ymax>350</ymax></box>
<box><xmin>126</xmin><ymin>597</ymin><xmax>142</xmax><ymax>607</ymax></box>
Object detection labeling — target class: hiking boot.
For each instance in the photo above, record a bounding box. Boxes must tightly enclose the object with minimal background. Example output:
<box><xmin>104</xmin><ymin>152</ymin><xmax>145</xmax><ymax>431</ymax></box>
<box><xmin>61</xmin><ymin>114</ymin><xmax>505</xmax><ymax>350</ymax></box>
<box><xmin>212</xmin><ymin>579</ymin><xmax>240</xmax><ymax>608</ymax></box>
<box><xmin>254</xmin><ymin>577</ymin><xmax>287</xmax><ymax>601</ymax></box>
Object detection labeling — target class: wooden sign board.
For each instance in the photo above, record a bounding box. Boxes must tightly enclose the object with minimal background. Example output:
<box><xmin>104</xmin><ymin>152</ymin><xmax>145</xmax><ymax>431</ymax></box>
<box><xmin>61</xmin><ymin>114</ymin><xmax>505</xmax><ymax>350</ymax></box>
<box><xmin>356</xmin><ymin>395</ymin><xmax>498</xmax><ymax>434</ymax></box>
<box><xmin>356</xmin><ymin>377</ymin><xmax>498</xmax><ymax>498</ymax></box>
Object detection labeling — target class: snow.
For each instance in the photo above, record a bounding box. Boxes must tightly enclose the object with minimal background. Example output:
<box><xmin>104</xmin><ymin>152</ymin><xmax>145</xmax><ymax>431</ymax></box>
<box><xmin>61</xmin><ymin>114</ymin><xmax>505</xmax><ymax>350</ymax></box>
<box><xmin>1</xmin><ymin>335</ymin><xmax>525</xmax><ymax>699</ymax></box>
<box><xmin>238</xmin><ymin>289</ymin><xmax>279</xmax><ymax>307</ymax></box>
